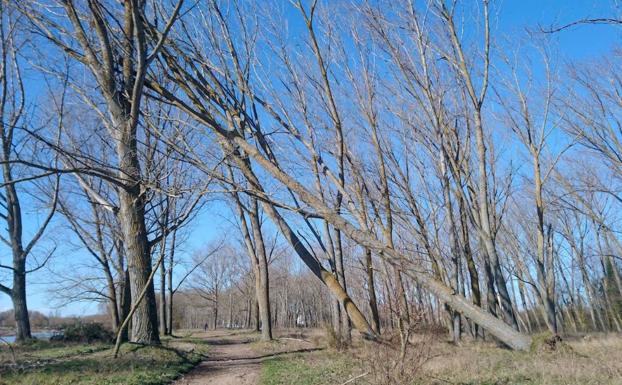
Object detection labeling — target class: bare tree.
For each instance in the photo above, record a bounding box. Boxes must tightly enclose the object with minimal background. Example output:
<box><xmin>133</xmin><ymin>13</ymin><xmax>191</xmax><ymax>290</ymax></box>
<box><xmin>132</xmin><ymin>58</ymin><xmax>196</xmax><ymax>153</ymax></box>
<box><xmin>230</xmin><ymin>186</ymin><xmax>273</xmax><ymax>340</ymax></box>
<box><xmin>144</xmin><ymin>0</ymin><xmax>532</xmax><ymax>350</ymax></box>
<box><xmin>0</xmin><ymin>1</ymin><xmax>59</xmax><ymax>342</ymax></box>
<box><xmin>20</xmin><ymin>0</ymin><xmax>184</xmax><ymax>345</ymax></box>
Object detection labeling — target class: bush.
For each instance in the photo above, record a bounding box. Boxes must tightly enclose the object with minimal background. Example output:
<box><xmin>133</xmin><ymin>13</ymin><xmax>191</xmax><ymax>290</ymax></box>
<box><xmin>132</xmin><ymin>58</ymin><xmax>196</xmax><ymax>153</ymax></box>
<box><xmin>360</xmin><ymin>333</ymin><xmax>432</xmax><ymax>385</ymax></box>
<box><xmin>60</xmin><ymin>322</ymin><xmax>113</xmax><ymax>343</ymax></box>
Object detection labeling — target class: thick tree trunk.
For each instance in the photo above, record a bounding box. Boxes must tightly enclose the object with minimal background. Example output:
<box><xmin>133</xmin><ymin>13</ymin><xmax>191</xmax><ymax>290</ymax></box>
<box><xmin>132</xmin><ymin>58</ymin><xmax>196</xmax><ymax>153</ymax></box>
<box><xmin>119</xmin><ymin>188</ymin><xmax>160</xmax><ymax>344</ymax></box>
<box><xmin>12</xmin><ymin>267</ymin><xmax>31</xmax><ymax>343</ymax></box>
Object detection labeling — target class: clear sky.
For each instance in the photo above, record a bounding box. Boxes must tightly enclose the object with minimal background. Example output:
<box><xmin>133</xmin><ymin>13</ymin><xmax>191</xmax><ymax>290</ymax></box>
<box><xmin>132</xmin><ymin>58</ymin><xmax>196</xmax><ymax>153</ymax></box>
<box><xmin>0</xmin><ymin>0</ymin><xmax>620</xmax><ymax>318</ymax></box>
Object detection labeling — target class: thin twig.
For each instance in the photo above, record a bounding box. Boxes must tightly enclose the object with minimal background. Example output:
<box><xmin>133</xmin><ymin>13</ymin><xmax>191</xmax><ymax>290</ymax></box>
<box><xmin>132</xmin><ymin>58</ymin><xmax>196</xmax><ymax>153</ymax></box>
<box><xmin>338</xmin><ymin>372</ymin><xmax>369</xmax><ymax>385</ymax></box>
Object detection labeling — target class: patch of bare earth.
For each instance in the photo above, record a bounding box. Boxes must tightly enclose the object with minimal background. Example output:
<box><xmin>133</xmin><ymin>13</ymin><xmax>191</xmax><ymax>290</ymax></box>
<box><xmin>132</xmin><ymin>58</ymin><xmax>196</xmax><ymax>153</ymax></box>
<box><xmin>172</xmin><ymin>330</ymin><xmax>320</xmax><ymax>385</ymax></box>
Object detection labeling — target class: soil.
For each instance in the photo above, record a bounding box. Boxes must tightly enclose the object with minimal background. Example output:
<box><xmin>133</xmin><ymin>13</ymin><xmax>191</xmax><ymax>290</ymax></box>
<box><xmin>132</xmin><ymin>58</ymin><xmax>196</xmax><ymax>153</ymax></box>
<box><xmin>172</xmin><ymin>330</ymin><xmax>320</xmax><ymax>385</ymax></box>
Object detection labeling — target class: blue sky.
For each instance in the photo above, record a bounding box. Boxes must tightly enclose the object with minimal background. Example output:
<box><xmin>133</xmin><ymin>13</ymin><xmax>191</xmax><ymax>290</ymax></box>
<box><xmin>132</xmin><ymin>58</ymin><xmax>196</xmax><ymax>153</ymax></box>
<box><xmin>0</xmin><ymin>0</ymin><xmax>620</xmax><ymax>318</ymax></box>
<box><xmin>497</xmin><ymin>0</ymin><xmax>619</xmax><ymax>58</ymax></box>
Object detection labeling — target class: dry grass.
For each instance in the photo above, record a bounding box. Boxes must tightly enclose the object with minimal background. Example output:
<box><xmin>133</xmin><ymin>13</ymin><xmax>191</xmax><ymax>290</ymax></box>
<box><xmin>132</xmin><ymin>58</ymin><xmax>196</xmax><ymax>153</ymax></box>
<box><xmin>420</xmin><ymin>334</ymin><xmax>622</xmax><ymax>385</ymax></box>
<box><xmin>257</xmin><ymin>332</ymin><xmax>622</xmax><ymax>385</ymax></box>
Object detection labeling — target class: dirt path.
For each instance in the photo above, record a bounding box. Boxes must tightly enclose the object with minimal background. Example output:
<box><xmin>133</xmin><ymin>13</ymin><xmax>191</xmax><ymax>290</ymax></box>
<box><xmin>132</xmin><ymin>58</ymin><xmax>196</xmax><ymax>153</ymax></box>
<box><xmin>172</xmin><ymin>330</ymin><xmax>319</xmax><ymax>385</ymax></box>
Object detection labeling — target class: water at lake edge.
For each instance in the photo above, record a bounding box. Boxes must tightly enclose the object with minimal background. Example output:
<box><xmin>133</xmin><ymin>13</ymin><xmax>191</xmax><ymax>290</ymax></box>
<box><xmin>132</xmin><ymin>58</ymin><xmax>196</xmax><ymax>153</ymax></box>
<box><xmin>1</xmin><ymin>331</ymin><xmax>60</xmax><ymax>343</ymax></box>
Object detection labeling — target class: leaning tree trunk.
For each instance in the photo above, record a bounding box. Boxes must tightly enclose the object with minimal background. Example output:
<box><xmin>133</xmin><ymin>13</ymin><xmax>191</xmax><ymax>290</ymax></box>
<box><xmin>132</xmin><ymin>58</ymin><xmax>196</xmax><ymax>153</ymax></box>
<box><xmin>150</xmin><ymin>49</ymin><xmax>533</xmax><ymax>349</ymax></box>
<box><xmin>231</xmin><ymin>136</ymin><xmax>532</xmax><ymax>350</ymax></box>
<box><xmin>228</xmin><ymin>152</ymin><xmax>376</xmax><ymax>338</ymax></box>
<box><xmin>259</xmin><ymin>195</ymin><xmax>375</xmax><ymax>338</ymax></box>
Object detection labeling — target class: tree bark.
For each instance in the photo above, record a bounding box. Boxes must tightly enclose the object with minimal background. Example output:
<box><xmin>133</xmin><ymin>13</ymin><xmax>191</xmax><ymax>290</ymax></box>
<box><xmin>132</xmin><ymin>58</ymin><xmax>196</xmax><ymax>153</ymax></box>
<box><xmin>118</xmin><ymin>269</ymin><xmax>131</xmax><ymax>342</ymax></box>
<box><xmin>11</xmin><ymin>266</ymin><xmax>31</xmax><ymax>342</ymax></box>
<box><xmin>365</xmin><ymin>248</ymin><xmax>381</xmax><ymax>334</ymax></box>
<box><xmin>248</xmin><ymin>199</ymin><xmax>273</xmax><ymax>340</ymax></box>
<box><xmin>159</xmin><ymin>252</ymin><xmax>168</xmax><ymax>336</ymax></box>
<box><xmin>167</xmin><ymin>229</ymin><xmax>176</xmax><ymax>335</ymax></box>
<box><xmin>118</xmin><ymin>187</ymin><xmax>160</xmax><ymax>344</ymax></box>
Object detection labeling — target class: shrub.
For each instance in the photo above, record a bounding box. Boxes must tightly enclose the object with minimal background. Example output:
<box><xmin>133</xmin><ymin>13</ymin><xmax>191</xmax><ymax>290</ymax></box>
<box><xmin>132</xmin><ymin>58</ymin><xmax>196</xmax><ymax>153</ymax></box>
<box><xmin>60</xmin><ymin>322</ymin><xmax>113</xmax><ymax>343</ymax></box>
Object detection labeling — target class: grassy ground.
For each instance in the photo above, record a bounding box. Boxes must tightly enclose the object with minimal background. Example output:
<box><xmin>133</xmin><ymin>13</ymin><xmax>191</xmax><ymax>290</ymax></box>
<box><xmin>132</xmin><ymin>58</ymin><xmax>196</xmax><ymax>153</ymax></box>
<box><xmin>420</xmin><ymin>335</ymin><xmax>622</xmax><ymax>385</ymax></box>
<box><xmin>0</xmin><ymin>334</ymin><xmax>209</xmax><ymax>385</ymax></box>
<box><xmin>260</xmin><ymin>350</ymin><xmax>360</xmax><ymax>385</ymax></box>
<box><xmin>258</xmin><ymin>334</ymin><xmax>622</xmax><ymax>385</ymax></box>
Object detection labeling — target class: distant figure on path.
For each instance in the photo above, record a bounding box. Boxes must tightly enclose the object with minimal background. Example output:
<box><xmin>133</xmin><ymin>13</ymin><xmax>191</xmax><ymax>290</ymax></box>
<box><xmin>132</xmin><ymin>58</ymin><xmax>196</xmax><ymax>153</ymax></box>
<box><xmin>203</xmin><ymin>323</ymin><xmax>208</xmax><ymax>332</ymax></box>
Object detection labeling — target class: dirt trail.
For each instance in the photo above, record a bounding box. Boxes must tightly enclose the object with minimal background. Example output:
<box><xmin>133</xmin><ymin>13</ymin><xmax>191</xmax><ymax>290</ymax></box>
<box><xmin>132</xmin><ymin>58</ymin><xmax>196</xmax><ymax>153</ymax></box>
<box><xmin>172</xmin><ymin>330</ymin><xmax>319</xmax><ymax>385</ymax></box>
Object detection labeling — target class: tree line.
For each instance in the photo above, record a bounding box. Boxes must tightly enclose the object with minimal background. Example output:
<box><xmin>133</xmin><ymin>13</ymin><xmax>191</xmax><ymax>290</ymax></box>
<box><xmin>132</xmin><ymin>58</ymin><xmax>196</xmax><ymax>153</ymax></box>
<box><xmin>0</xmin><ymin>0</ymin><xmax>620</xmax><ymax>354</ymax></box>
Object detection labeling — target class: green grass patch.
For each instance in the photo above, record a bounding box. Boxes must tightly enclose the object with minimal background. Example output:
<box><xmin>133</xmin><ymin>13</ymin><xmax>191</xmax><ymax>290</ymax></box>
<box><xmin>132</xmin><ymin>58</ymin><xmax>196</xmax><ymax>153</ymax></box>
<box><xmin>0</xmin><ymin>335</ymin><xmax>209</xmax><ymax>385</ymax></box>
<box><xmin>260</xmin><ymin>350</ymin><xmax>360</xmax><ymax>385</ymax></box>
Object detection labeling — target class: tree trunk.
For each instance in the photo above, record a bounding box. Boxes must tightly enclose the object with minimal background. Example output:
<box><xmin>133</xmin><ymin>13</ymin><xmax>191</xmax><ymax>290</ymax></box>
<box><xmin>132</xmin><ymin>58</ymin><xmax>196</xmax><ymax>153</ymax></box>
<box><xmin>533</xmin><ymin>153</ymin><xmax>558</xmax><ymax>334</ymax></box>
<box><xmin>12</xmin><ymin>266</ymin><xmax>31</xmax><ymax>343</ymax></box>
<box><xmin>157</xmin><ymin>226</ymin><xmax>168</xmax><ymax>336</ymax></box>
<box><xmin>228</xmin><ymin>291</ymin><xmax>233</xmax><ymax>328</ymax></box>
<box><xmin>248</xmin><ymin>199</ymin><xmax>273</xmax><ymax>340</ymax></box>
<box><xmin>106</xmin><ymin>274</ymin><xmax>120</xmax><ymax>333</ymax></box>
<box><xmin>213</xmin><ymin>292</ymin><xmax>219</xmax><ymax>329</ymax></box>
<box><xmin>483</xmin><ymin>257</ymin><xmax>498</xmax><ymax>318</ymax></box>
<box><xmin>365</xmin><ymin>248</ymin><xmax>381</xmax><ymax>334</ymax></box>
<box><xmin>254</xmin><ymin>298</ymin><xmax>260</xmax><ymax>331</ymax></box>
<box><xmin>460</xmin><ymin>196</ymin><xmax>482</xmax><ymax>337</ymax></box>
<box><xmin>118</xmin><ymin>269</ymin><xmax>132</xmax><ymax>342</ymax></box>
<box><xmin>333</xmin><ymin>229</ymin><xmax>351</xmax><ymax>343</ymax></box>
<box><xmin>118</xmin><ymin>188</ymin><xmax>160</xmax><ymax>344</ymax></box>
<box><xmin>159</xmin><ymin>255</ymin><xmax>168</xmax><ymax>336</ymax></box>
<box><xmin>259</xmin><ymin>196</ymin><xmax>375</xmax><ymax>338</ymax></box>
<box><xmin>167</xmin><ymin>229</ymin><xmax>176</xmax><ymax>335</ymax></box>
<box><xmin>231</xmin><ymin>136</ymin><xmax>531</xmax><ymax>349</ymax></box>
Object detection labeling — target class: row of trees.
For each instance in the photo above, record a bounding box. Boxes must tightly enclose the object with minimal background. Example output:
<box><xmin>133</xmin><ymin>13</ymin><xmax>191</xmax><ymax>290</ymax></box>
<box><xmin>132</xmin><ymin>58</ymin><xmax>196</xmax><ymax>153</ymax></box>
<box><xmin>0</xmin><ymin>0</ymin><xmax>620</xmax><ymax>353</ymax></box>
